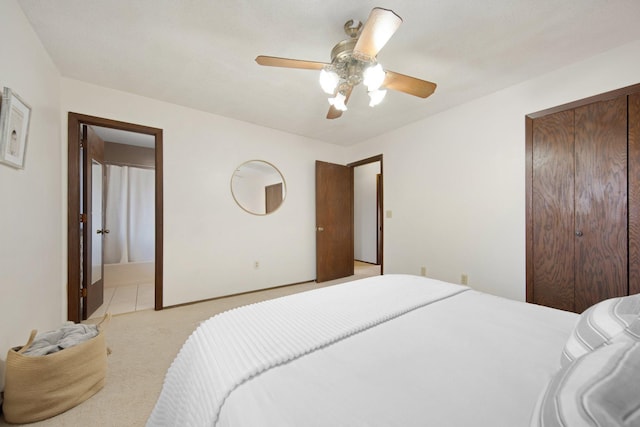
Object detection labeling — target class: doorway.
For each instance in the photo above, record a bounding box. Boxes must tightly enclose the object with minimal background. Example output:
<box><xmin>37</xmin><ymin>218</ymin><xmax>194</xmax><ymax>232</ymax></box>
<box><xmin>352</xmin><ymin>158</ymin><xmax>382</xmax><ymax>267</ymax></box>
<box><xmin>94</xmin><ymin>127</ymin><xmax>156</xmax><ymax>318</ymax></box>
<box><xmin>350</xmin><ymin>155</ymin><xmax>383</xmax><ymax>277</ymax></box>
<box><xmin>67</xmin><ymin>113</ymin><xmax>163</xmax><ymax>322</ymax></box>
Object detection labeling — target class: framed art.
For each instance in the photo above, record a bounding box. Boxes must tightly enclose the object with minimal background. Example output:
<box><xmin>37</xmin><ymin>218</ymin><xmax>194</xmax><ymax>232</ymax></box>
<box><xmin>0</xmin><ymin>87</ymin><xmax>32</xmax><ymax>169</ymax></box>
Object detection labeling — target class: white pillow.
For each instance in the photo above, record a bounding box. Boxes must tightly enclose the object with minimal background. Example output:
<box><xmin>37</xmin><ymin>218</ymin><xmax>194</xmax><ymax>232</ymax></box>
<box><xmin>560</xmin><ymin>294</ymin><xmax>640</xmax><ymax>367</ymax></box>
<box><xmin>532</xmin><ymin>342</ymin><xmax>640</xmax><ymax>427</ymax></box>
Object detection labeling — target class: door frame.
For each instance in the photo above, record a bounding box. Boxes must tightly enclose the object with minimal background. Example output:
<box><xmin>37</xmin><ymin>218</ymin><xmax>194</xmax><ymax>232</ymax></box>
<box><xmin>67</xmin><ymin>112</ymin><xmax>164</xmax><ymax>322</ymax></box>
<box><xmin>348</xmin><ymin>154</ymin><xmax>383</xmax><ymax>274</ymax></box>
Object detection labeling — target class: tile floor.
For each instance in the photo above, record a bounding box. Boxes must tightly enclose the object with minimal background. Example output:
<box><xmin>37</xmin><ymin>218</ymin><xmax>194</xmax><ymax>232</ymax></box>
<box><xmin>353</xmin><ymin>260</ymin><xmax>381</xmax><ymax>276</ymax></box>
<box><xmin>89</xmin><ymin>282</ymin><xmax>154</xmax><ymax>319</ymax></box>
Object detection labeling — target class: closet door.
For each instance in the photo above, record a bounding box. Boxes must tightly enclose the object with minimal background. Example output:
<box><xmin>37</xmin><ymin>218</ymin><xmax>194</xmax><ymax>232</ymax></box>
<box><xmin>532</xmin><ymin>110</ymin><xmax>576</xmax><ymax>311</ymax></box>
<box><xmin>574</xmin><ymin>96</ymin><xmax>628</xmax><ymax>312</ymax></box>
<box><xmin>630</xmin><ymin>93</ymin><xmax>640</xmax><ymax>296</ymax></box>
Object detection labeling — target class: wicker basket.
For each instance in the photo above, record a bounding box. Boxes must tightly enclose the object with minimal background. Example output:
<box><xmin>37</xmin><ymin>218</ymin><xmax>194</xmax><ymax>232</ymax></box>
<box><xmin>2</xmin><ymin>314</ymin><xmax>110</xmax><ymax>424</ymax></box>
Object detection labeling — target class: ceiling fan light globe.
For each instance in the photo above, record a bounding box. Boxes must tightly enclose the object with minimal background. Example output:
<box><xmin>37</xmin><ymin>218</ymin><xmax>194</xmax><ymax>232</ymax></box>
<box><xmin>363</xmin><ymin>63</ymin><xmax>386</xmax><ymax>91</ymax></box>
<box><xmin>368</xmin><ymin>89</ymin><xmax>387</xmax><ymax>107</ymax></box>
<box><xmin>328</xmin><ymin>93</ymin><xmax>348</xmax><ymax>111</ymax></box>
<box><xmin>319</xmin><ymin>69</ymin><xmax>339</xmax><ymax>94</ymax></box>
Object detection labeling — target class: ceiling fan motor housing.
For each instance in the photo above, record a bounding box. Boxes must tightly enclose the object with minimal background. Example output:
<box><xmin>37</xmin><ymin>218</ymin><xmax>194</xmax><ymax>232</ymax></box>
<box><xmin>329</xmin><ymin>37</ymin><xmax>370</xmax><ymax>90</ymax></box>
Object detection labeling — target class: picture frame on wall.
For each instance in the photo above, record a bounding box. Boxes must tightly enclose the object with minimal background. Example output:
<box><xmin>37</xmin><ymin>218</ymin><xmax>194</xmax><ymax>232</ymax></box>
<box><xmin>0</xmin><ymin>87</ymin><xmax>32</xmax><ymax>169</ymax></box>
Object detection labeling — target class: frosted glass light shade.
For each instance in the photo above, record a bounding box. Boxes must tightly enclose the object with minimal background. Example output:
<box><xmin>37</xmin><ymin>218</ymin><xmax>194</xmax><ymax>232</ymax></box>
<box><xmin>363</xmin><ymin>63</ymin><xmax>386</xmax><ymax>91</ymax></box>
<box><xmin>319</xmin><ymin>69</ymin><xmax>339</xmax><ymax>94</ymax></box>
<box><xmin>368</xmin><ymin>89</ymin><xmax>387</xmax><ymax>107</ymax></box>
<box><xmin>328</xmin><ymin>92</ymin><xmax>347</xmax><ymax>111</ymax></box>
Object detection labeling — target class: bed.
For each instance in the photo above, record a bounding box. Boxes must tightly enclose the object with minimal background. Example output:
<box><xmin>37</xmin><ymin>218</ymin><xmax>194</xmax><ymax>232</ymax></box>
<box><xmin>147</xmin><ymin>274</ymin><xmax>640</xmax><ymax>427</ymax></box>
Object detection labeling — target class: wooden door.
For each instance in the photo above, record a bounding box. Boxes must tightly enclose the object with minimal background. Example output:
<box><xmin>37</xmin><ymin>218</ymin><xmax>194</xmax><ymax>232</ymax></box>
<box><xmin>530</xmin><ymin>95</ymin><xmax>629</xmax><ymax>312</ymax></box>
<box><xmin>630</xmin><ymin>92</ymin><xmax>640</xmax><ymax>296</ymax></box>
<box><xmin>265</xmin><ymin>182</ymin><xmax>283</xmax><ymax>214</ymax></box>
<box><xmin>316</xmin><ymin>161</ymin><xmax>354</xmax><ymax>282</ymax></box>
<box><xmin>573</xmin><ymin>96</ymin><xmax>628</xmax><ymax>312</ymax></box>
<box><xmin>531</xmin><ymin>110</ymin><xmax>576</xmax><ymax>311</ymax></box>
<box><xmin>82</xmin><ymin>125</ymin><xmax>105</xmax><ymax>319</ymax></box>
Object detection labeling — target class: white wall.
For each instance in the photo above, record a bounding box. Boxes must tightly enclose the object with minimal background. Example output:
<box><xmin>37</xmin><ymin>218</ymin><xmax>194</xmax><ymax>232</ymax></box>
<box><xmin>348</xmin><ymin>40</ymin><xmax>640</xmax><ymax>302</ymax></box>
<box><xmin>60</xmin><ymin>79</ymin><xmax>345</xmax><ymax>306</ymax></box>
<box><xmin>0</xmin><ymin>0</ymin><xmax>62</xmax><ymax>390</ymax></box>
<box><xmin>354</xmin><ymin>162</ymin><xmax>380</xmax><ymax>263</ymax></box>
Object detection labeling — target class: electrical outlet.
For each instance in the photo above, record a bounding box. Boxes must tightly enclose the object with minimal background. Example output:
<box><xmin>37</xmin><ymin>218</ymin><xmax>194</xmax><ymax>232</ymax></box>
<box><xmin>254</xmin><ymin>261</ymin><xmax>260</xmax><ymax>269</ymax></box>
<box><xmin>420</xmin><ymin>267</ymin><xmax>427</xmax><ymax>277</ymax></box>
<box><xmin>461</xmin><ymin>274</ymin><xmax>468</xmax><ymax>285</ymax></box>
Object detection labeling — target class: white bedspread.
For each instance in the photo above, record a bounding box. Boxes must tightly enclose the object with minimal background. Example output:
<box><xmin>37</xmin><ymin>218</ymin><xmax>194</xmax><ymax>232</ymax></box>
<box><xmin>148</xmin><ymin>275</ymin><xmax>577</xmax><ymax>427</ymax></box>
<box><xmin>147</xmin><ymin>275</ymin><xmax>469</xmax><ymax>426</ymax></box>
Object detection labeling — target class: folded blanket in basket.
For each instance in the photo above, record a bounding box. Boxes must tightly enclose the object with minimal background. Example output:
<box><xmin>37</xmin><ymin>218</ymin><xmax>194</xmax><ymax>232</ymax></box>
<box><xmin>22</xmin><ymin>323</ymin><xmax>99</xmax><ymax>356</ymax></box>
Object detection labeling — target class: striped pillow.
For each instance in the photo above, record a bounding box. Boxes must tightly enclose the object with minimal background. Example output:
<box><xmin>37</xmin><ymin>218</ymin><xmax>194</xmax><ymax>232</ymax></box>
<box><xmin>531</xmin><ymin>342</ymin><xmax>640</xmax><ymax>427</ymax></box>
<box><xmin>560</xmin><ymin>294</ymin><xmax>640</xmax><ymax>367</ymax></box>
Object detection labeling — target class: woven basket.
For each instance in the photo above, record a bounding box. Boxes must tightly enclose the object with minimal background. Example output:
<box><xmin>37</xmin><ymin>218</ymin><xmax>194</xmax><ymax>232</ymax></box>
<box><xmin>2</xmin><ymin>314</ymin><xmax>110</xmax><ymax>424</ymax></box>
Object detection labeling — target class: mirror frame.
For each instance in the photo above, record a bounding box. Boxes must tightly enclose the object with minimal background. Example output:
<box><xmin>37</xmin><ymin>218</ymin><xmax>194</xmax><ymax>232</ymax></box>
<box><xmin>230</xmin><ymin>160</ymin><xmax>287</xmax><ymax>216</ymax></box>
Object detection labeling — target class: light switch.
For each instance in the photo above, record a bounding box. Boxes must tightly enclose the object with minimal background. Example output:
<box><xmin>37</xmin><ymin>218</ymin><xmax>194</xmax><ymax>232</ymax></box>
<box><xmin>386</xmin><ymin>210</ymin><xmax>392</xmax><ymax>218</ymax></box>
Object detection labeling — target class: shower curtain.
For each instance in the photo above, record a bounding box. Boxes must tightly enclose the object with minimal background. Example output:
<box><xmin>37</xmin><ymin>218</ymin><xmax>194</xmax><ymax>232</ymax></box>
<box><xmin>104</xmin><ymin>165</ymin><xmax>155</xmax><ymax>264</ymax></box>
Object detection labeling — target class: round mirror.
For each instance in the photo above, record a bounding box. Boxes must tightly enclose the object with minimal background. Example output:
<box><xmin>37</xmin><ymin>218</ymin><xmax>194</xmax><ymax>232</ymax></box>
<box><xmin>231</xmin><ymin>160</ymin><xmax>286</xmax><ymax>215</ymax></box>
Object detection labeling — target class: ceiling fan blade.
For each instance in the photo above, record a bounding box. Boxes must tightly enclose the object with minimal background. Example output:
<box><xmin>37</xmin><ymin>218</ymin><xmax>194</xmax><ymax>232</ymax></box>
<box><xmin>327</xmin><ymin>86</ymin><xmax>354</xmax><ymax>119</ymax></box>
<box><xmin>327</xmin><ymin>106</ymin><xmax>343</xmax><ymax>120</ymax></box>
<box><xmin>255</xmin><ymin>55</ymin><xmax>328</xmax><ymax>70</ymax></box>
<box><xmin>383</xmin><ymin>70</ymin><xmax>437</xmax><ymax>98</ymax></box>
<box><xmin>353</xmin><ymin>8</ymin><xmax>402</xmax><ymax>62</ymax></box>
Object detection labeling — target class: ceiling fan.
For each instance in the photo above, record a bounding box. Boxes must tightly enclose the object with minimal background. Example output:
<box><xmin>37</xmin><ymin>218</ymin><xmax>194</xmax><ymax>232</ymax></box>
<box><xmin>255</xmin><ymin>7</ymin><xmax>437</xmax><ymax>119</ymax></box>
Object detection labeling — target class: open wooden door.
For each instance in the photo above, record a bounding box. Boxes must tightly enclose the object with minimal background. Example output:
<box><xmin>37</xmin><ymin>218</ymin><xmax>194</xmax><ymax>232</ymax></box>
<box><xmin>316</xmin><ymin>161</ymin><xmax>354</xmax><ymax>282</ymax></box>
<box><xmin>82</xmin><ymin>125</ymin><xmax>105</xmax><ymax>319</ymax></box>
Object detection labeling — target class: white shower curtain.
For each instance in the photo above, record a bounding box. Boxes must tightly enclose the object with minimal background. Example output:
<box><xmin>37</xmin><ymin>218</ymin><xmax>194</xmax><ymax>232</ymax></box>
<box><xmin>104</xmin><ymin>165</ymin><xmax>155</xmax><ymax>264</ymax></box>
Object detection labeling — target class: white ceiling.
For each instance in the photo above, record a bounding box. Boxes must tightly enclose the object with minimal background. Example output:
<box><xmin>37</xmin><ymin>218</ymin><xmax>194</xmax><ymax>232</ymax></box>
<box><xmin>17</xmin><ymin>0</ymin><xmax>640</xmax><ymax>146</ymax></box>
<box><xmin>92</xmin><ymin>126</ymin><xmax>155</xmax><ymax>148</ymax></box>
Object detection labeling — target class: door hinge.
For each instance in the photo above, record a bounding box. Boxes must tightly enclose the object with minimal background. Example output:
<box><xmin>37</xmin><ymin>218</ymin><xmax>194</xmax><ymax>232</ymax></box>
<box><xmin>80</xmin><ymin>213</ymin><xmax>87</xmax><ymax>223</ymax></box>
<box><xmin>80</xmin><ymin>138</ymin><xmax>86</xmax><ymax>149</ymax></box>
<box><xmin>80</xmin><ymin>288</ymin><xmax>87</xmax><ymax>298</ymax></box>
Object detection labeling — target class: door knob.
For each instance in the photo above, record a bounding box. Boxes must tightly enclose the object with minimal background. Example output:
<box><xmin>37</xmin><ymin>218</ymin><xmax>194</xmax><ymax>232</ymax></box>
<box><xmin>575</xmin><ymin>231</ymin><xmax>583</xmax><ymax>237</ymax></box>
<box><xmin>317</xmin><ymin>227</ymin><xmax>324</xmax><ymax>232</ymax></box>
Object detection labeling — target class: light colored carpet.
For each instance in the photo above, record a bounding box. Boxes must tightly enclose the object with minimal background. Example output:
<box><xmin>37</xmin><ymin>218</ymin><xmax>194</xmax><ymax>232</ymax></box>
<box><xmin>1</xmin><ymin>264</ymin><xmax>380</xmax><ymax>426</ymax></box>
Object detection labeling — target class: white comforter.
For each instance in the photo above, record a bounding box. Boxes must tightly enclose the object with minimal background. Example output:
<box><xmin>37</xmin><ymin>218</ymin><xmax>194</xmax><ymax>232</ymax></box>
<box><xmin>148</xmin><ymin>274</ymin><xmax>577</xmax><ymax>427</ymax></box>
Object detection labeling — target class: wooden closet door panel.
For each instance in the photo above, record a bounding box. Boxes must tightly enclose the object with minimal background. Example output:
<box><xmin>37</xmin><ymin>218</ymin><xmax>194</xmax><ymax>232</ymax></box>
<box><xmin>630</xmin><ymin>93</ymin><xmax>640</xmax><ymax>296</ymax></box>
<box><xmin>532</xmin><ymin>110</ymin><xmax>575</xmax><ymax>311</ymax></box>
<box><xmin>574</xmin><ymin>96</ymin><xmax>628</xmax><ymax>312</ymax></box>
